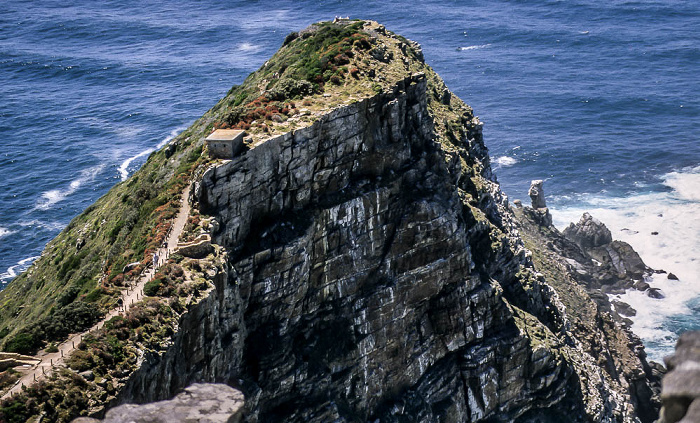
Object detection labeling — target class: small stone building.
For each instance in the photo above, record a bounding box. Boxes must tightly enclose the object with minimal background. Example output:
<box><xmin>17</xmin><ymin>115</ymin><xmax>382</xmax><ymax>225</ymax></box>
<box><xmin>205</xmin><ymin>129</ymin><xmax>246</xmax><ymax>159</ymax></box>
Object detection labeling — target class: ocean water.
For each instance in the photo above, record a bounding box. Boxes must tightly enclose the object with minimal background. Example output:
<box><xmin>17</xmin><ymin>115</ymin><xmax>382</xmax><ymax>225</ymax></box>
<box><xmin>1</xmin><ymin>0</ymin><xmax>697</xmax><ymax>361</ymax></box>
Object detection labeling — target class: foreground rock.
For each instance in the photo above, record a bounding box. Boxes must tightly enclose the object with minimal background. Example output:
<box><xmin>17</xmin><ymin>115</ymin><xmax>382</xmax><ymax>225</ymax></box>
<box><xmin>658</xmin><ymin>331</ymin><xmax>700</xmax><ymax>423</ymax></box>
<box><xmin>72</xmin><ymin>384</ymin><xmax>244</xmax><ymax>423</ymax></box>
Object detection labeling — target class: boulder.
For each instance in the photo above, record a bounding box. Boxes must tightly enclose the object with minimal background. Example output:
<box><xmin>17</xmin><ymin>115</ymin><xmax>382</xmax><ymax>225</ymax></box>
<box><xmin>563</xmin><ymin>212</ymin><xmax>613</xmax><ymax>249</ymax></box>
<box><xmin>668</xmin><ymin>273</ymin><xmax>679</xmax><ymax>281</ymax></box>
<box><xmin>658</xmin><ymin>331</ymin><xmax>700</xmax><ymax>423</ymax></box>
<box><xmin>72</xmin><ymin>384</ymin><xmax>244</xmax><ymax>423</ymax></box>
<box><xmin>612</xmin><ymin>300</ymin><xmax>637</xmax><ymax>317</ymax></box>
<box><xmin>634</xmin><ymin>280</ymin><xmax>650</xmax><ymax>291</ymax></box>
<box><xmin>646</xmin><ymin>288</ymin><xmax>665</xmax><ymax>299</ymax></box>
<box><xmin>79</xmin><ymin>370</ymin><xmax>94</xmax><ymax>381</ymax></box>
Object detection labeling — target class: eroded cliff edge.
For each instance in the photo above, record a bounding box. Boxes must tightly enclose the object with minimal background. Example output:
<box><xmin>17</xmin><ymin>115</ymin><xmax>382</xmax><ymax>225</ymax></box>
<box><xmin>0</xmin><ymin>20</ymin><xmax>660</xmax><ymax>422</ymax></box>
<box><xmin>122</xmin><ymin>74</ymin><xmax>656</xmax><ymax>421</ymax></box>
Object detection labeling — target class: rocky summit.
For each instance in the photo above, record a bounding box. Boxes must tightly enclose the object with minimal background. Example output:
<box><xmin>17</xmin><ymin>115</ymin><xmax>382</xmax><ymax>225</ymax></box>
<box><xmin>0</xmin><ymin>20</ymin><xmax>665</xmax><ymax>422</ymax></box>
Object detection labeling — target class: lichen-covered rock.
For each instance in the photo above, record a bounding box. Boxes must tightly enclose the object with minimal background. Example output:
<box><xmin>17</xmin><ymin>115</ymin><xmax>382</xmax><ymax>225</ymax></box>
<box><xmin>72</xmin><ymin>384</ymin><xmax>244</xmax><ymax>423</ymax></box>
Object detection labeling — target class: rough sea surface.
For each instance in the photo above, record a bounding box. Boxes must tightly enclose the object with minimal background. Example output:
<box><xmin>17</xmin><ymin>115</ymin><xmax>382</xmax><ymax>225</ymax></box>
<box><xmin>1</xmin><ymin>0</ymin><xmax>698</xmax><ymax>361</ymax></box>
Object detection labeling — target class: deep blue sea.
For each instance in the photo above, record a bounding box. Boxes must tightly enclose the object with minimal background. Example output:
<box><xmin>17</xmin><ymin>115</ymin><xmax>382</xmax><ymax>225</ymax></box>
<box><xmin>1</xmin><ymin>0</ymin><xmax>698</xmax><ymax>361</ymax></box>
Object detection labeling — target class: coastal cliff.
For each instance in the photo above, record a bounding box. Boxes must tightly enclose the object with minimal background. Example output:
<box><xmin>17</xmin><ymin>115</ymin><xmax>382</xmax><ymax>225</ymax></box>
<box><xmin>0</xmin><ymin>20</ymin><xmax>660</xmax><ymax>422</ymax></box>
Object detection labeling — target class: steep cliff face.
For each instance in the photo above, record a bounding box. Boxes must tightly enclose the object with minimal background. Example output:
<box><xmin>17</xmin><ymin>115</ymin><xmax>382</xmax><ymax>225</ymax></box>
<box><xmin>119</xmin><ymin>68</ymin><xmax>653</xmax><ymax>421</ymax></box>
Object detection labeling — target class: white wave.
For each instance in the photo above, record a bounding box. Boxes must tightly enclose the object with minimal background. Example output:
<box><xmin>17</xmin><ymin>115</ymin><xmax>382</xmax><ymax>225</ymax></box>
<box><xmin>0</xmin><ymin>227</ymin><xmax>12</xmax><ymax>239</ymax></box>
<box><xmin>458</xmin><ymin>44</ymin><xmax>491</xmax><ymax>51</ymax></box>
<box><xmin>0</xmin><ymin>255</ymin><xmax>40</xmax><ymax>284</ymax></box>
<box><xmin>494</xmin><ymin>156</ymin><xmax>517</xmax><ymax>167</ymax></box>
<box><xmin>118</xmin><ymin>127</ymin><xmax>183</xmax><ymax>181</ymax></box>
<box><xmin>550</xmin><ymin>166</ymin><xmax>700</xmax><ymax>362</ymax></box>
<box><xmin>238</xmin><ymin>42</ymin><xmax>260</xmax><ymax>52</ymax></box>
<box><xmin>36</xmin><ymin>164</ymin><xmax>105</xmax><ymax>210</ymax></box>
<box><xmin>663</xmin><ymin>165</ymin><xmax>700</xmax><ymax>202</ymax></box>
<box><xmin>18</xmin><ymin>220</ymin><xmax>65</xmax><ymax>231</ymax></box>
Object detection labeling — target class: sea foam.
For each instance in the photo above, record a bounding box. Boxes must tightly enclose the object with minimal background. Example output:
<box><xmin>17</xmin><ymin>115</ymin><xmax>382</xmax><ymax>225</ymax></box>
<box><xmin>36</xmin><ymin>164</ymin><xmax>105</xmax><ymax>210</ymax></box>
<box><xmin>118</xmin><ymin>127</ymin><xmax>183</xmax><ymax>181</ymax></box>
<box><xmin>551</xmin><ymin>166</ymin><xmax>700</xmax><ymax>362</ymax></box>
<box><xmin>494</xmin><ymin>156</ymin><xmax>517</xmax><ymax>168</ymax></box>
<box><xmin>0</xmin><ymin>255</ymin><xmax>40</xmax><ymax>287</ymax></box>
<box><xmin>458</xmin><ymin>44</ymin><xmax>491</xmax><ymax>51</ymax></box>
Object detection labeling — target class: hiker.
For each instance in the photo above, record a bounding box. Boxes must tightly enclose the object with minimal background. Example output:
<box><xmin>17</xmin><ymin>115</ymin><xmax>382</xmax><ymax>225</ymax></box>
<box><xmin>153</xmin><ymin>253</ymin><xmax>159</xmax><ymax>268</ymax></box>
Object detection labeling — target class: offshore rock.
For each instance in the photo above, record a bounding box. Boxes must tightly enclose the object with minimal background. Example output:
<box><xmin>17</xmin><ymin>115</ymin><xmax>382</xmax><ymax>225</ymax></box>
<box><xmin>73</xmin><ymin>384</ymin><xmax>244</xmax><ymax>423</ymax></box>
<box><xmin>659</xmin><ymin>331</ymin><xmax>700</xmax><ymax>423</ymax></box>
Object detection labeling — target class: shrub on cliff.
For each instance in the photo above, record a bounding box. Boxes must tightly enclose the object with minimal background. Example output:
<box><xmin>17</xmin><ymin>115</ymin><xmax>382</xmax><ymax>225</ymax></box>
<box><xmin>4</xmin><ymin>302</ymin><xmax>103</xmax><ymax>355</ymax></box>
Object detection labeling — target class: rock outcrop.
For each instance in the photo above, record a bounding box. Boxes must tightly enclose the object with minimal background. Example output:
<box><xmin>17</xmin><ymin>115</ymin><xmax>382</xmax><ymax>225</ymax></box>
<box><xmin>73</xmin><ymin>384</ymin><xmax>245</xmax><ymax>423</ymax></box>
<box><xmin>658</xmin><ymin>331</ymin><xmax>700</xmax><ymax>423</ymax></box>
<box><xmin>528</xmin><ymin>180</ymin><xmax>547</xmax><ymax>209</ymax></box>
<box><xmin>526</xmin><ymin>180</ymin><xmax>552</xmax><ymax>226</ymax></box>
<box><xmin>562</xmin><ymin>212</ymin><xmax>651</xmax><ymax>292</ymax></box>
<box><xmin>563</xmin><ymin>212</ymin><xmax>613</xmax><ymax>249</ymax></box>
<box><xmin>514</xmin><ymin>205</ymin><xmax>662</xmax><ymax>422</ymax></box>
<box><xmin>118</xmin><ymin>59</ymin><xmax>658</xmax><ymax>422</ymax></box>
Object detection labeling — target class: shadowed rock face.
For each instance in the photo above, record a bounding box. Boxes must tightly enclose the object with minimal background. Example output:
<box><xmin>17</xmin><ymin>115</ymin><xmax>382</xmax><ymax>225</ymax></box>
<box><xmin>120</xmin><ymin>74</ymin><xmax>585</xmax><ymax>421</ymax></box>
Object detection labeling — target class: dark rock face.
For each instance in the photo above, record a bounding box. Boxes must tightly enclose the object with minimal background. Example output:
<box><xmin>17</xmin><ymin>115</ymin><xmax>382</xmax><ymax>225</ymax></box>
<box><xmin>659</xmin><ymin>331</ymin><xmax>700</xmax><ymax>423</ymax></box>
<box><xmin>73</xmin><ymin>384</ymin><xmax>244</xmax><ymax>423</ymax></box>
<box><xmin>115</xmin><ymin>73</ymin><xmax>657</xmax><ymax>422</ymax></box>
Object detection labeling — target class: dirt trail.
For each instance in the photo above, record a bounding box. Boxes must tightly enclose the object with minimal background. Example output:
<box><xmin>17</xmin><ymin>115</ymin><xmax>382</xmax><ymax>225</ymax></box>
<box><xmin>2</xmin><ymin>185</ymin><xmax>191</xmax><ymax>400</ymax></box>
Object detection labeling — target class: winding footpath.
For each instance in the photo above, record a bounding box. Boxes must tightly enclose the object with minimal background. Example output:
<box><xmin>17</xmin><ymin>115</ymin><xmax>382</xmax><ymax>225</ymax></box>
<box><xmin>2</xmin><ymin>186</ymin><xmax>191</xmax><ymax>400</ymax></box>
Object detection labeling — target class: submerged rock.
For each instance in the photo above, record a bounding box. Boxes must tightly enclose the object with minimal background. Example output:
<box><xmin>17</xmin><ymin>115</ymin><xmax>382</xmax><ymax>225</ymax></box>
<box><xmin>646</xmin><ymin>288</ymin><xmax>665</xmax><ymax>299</ymax></box>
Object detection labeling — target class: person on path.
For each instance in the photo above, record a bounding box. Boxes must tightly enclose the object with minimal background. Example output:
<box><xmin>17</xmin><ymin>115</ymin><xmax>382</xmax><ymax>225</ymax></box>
<box><xmin>153</xmin><ymin>253</ymin><xmax>159</xmax><ymax>269</ymax></box>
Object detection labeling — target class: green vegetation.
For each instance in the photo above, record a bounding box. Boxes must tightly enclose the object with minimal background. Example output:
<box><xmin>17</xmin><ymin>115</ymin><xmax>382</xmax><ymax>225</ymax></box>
<box><xmin>4</xmin><ymin>301</ymin><xmax>103</xmax><ymax>355</ymax></box>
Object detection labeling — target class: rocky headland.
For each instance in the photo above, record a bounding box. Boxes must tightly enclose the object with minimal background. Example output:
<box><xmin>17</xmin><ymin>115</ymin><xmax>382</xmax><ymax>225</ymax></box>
<box><xmin>0</xmin><ymin>20</ymin><xmax>671</xmax><ymax>422</ymax></box>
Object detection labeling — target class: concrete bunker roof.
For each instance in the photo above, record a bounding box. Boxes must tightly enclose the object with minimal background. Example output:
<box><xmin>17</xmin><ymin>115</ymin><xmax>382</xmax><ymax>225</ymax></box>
<box><xmin>205</xmin><ymin>129</ymin><xmax>246</xmax><ymax>141</ymax></box>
